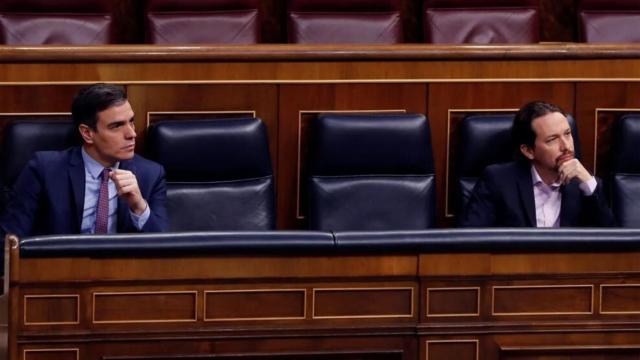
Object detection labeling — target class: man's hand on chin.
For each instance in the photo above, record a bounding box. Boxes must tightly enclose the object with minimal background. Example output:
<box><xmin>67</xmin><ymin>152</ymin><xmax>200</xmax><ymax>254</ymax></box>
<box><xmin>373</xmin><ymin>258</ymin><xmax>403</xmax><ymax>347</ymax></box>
<box><xmin>557</xmin><ymin>157</ymin><xmax>592</xmax><ymax>185</ymax></box>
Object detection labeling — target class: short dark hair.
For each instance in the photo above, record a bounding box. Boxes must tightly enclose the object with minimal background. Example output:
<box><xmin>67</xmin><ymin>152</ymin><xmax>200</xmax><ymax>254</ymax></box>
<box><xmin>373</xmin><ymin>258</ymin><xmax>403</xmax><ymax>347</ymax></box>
<box><xmin>511</xmin><ymin>101</ymin><xmax>565</xmax><ymax>161</ymax></box>
<box><xmin>71</xmin><ymin>83</ymin><xmax>127</xmax><ymax>130</ymax></box>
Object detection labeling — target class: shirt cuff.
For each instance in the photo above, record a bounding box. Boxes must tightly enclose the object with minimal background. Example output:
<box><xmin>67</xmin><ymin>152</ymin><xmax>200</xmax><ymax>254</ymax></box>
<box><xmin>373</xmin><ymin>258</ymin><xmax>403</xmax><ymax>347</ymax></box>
<box><xmin>578</xmin><ymin>176</ymin><xmax>598</xmax><ymax>196</ymax></box>
<box><xmin>129</xmin><ymin>204</ymin><xmax>150</xmax><ymax>230</ymax></box>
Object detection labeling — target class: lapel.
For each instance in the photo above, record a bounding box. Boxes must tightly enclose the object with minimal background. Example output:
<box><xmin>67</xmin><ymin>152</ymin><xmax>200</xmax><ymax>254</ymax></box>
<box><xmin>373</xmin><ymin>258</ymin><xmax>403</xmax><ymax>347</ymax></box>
<box><xmin>68</xmin><ymin>147</ymin><xmax>85</xmax><ymax>232</ymax></box>
<box><xmin>515</xmin><ymin>162</ymin><xmax>536</xmax><ymax>227</ymax></box>
<box><xmin>116</xmin><ymin>157</ymin><xmax>137</xmax><ymax>232</ymax></box>
<box><xmin>559</xmin><ymin>181</ymin><xmax>580</xmax><ymax>226</ymax></box>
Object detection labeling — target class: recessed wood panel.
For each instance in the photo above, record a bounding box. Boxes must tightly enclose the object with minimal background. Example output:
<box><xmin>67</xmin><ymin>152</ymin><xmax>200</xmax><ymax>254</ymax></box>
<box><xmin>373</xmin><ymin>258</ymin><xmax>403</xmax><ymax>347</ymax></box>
<box><xmin>500</xmin><ymin>345</ymin><xmax>640</xmax><ymax>360</ymax></box>
<box><xmin>313</xmin><ymin>287</ymin><xmax>413</xmax><ymax>319</ymax></box>
<box><xmin>24</xmin><ymin>295</ymin><xmax>79</xmax><ymax>325</ymax></box>
<box><xmin>205</xmin><ymin>289</ymin><xmax>306</xmax><ymax>321</ymax></box>
<box><xmin>426</xmin><ymin>340</ymin><xmax>478</xmax><ymax>360</ymax></box>
<box><xmin>601</xmin><ymin>285</ymin><xmax>640</xmax><ymax>314</ymax></box>
<box><xmin>426</xmin><ymin>288</ymin><xmax>479</xmax><ymax>317</ymax></box>
<box><xmin>24</xmin><ymin>348</ymin><xmax>78</xmax><ymax>360</ymax></box>
<box><xmin>93</xmin><ymin>291</ymin><xmax>197</xmax><ymax>323</ymax></box>
<box><xmin>493</xmin><ymin>285</ymin><xmax>593</xmax><ymax>315</ymax></box>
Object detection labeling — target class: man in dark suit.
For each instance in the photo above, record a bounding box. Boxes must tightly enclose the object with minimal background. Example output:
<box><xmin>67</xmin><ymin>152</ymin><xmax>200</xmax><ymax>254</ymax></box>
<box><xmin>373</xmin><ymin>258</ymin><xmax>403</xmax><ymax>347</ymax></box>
<box><xmin>1</xmin><ymin>84</ymin><xmax>167</xmax><ymax>238</ymax></box>
<box><xmin>460</xmin><ymin>101</ymin><xmax>615</xmax><ymax>227</ymax></box>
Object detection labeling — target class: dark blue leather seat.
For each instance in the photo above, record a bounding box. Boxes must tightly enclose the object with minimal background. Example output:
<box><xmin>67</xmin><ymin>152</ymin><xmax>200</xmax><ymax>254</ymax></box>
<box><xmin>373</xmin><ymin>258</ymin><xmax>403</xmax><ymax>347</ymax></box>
<box><xmin>610</xmin><ymin>114</ymin><xmax>640</xmax><ymax>227</ymax></box>
<box><xmin>0</xmin><ymin>119</ymin><xmax>77</xmax><ymax>216</ymax></box>
<box><xmin>455</xmin><ymin>113</ymin><xmax>580</xmax><ymax>214</ymax></box>
<box><xmin>307</xmin><ymin>113</ymin><xmax>435</xmax><ymax>231</ymax></box>
<box><xmin>146</xmin><ymin>118</ymin><xmax>275</xmax><ymax>231</ymax></box>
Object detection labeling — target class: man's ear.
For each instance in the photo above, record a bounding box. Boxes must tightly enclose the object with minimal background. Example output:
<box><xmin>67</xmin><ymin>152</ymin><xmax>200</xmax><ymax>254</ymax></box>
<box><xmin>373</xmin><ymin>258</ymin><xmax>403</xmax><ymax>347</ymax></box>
<box><xmin>520</xmin><ymin>144</ymin><xmax>535</xmax><ymax>160</ymax></box>
<box><xmin>78</xmin><ymin>124</ymin><xmax>94</xmax><ymax>144</ymax></box>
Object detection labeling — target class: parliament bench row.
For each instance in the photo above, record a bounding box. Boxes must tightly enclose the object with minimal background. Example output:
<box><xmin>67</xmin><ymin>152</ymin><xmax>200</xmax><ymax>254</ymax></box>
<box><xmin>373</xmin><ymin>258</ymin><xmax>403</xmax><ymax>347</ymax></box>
<box><xmin>8</xmin><ymin>228</ymin><xmax>640</xmax><ymax>360</ymax></box>
<box><xmin>2</xmin><ymin>112</ymin><xmax>640</xmax><ymax>234</ymax></box>
<box><xmin>1</xmin><ymin>0</ymin><xmax>639</xmax><ymax>44</ymax></box>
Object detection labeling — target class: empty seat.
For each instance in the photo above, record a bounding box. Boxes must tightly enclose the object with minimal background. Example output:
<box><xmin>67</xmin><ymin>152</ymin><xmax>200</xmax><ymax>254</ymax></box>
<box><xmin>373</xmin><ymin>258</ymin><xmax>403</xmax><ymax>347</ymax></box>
<box><xmin>424</xmin><ymin>0</ymin><xmax>540</xmax><ymax>44</ymax></box>
<box><xmin>0</xmin><ymin>0</ymin><xmax>114</xmax><ymax>45</ymax></box>
<box><xmin>146</xmin><ymin>118</ymin><xmax>275</xmax><ymax>231</ymax></box>
<box><xmin>307</xmin><ymin>113</ymin><xmax>435</xmax><ymax>231</ymax></box>
<box><xmin>455</xmin><ymin>113</ymin><xmax>580</xmax><ymax>212</ymax></box>
<box><xmin>578</xmin><ymin>0</ymin><xmax>640</xmax><ymax>43</ymax></box>
<box><xmin>287</xmin><ymin>0</ymin><xmax>403</xmax><ymax>44</ymax></box>
<box><xmin>610</xmin><ymin>114</ymin><xmax>640</xmax><ymax>227</ymax></box>
<box><xmin>0</xmin><ymin>120</ymin><xmax>77</xmax><ymax>216</ymax></box>
<box><xmin>145</xmin><ymin>0</ymin><xmax>260</xmax><ymax>44</ymax></box>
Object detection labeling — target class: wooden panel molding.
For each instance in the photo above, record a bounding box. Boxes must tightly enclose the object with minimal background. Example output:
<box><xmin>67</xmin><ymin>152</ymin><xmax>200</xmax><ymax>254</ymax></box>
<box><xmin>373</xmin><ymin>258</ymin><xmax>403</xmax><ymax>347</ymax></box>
<box><xmin>425</xmin><ymin>287</ymin><xmax>480</xmax><ymax>318</ymax></box>
<box><xmin>600</xmin><ymin>284</ymin><xmax>640</xmax><ymax>315</ymax></box>
<box><xmin>492</xmin><ymin>285</ymin><xmax>593</xmax><ymax>316</ymax></box>
<box><xmin>204</xmin><ymin>289</ymin><xmax>306</xmax><ymax>321</ymax></box>
<box><xmin>23</xmin><ymin>348</ymin><xmax>79</xmax><ymax>360</ymax></box>
<box><xmin>24</xmin><ymin>294</ymin><xmax>79</xmax><ymax>326</ymax></box>
<box><xmin>312</xmin><ymin>287</ymin><xmax>414</xmax><ymax>319</ymax></box>
<box><xmin>93</xmin><ymin>291</ymin><xmax>197</xmax><ymax>324</ymax></box>
<box><xmin>425</xmin><ymin>340</ymin><xmax>478</xmax><ymax>360</ymax></box>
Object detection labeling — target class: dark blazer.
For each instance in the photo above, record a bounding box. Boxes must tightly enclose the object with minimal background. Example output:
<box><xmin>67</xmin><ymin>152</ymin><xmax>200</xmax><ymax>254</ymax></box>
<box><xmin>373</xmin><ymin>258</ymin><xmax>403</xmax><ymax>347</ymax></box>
<box><xmin>459</xmin><ymin>161</ymin><xmax>615</xmax><ymax>227</ymax></box>
<box><xmin>1</xmin><ymin>147</ymin><xmax>168</xmax><ymax>238</ymax></box>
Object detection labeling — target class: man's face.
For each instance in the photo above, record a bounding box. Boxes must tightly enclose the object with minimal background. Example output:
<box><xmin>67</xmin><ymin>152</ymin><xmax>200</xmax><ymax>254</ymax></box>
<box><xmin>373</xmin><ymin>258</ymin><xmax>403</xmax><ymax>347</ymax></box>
<box><xmin>80</xmin><ymin>101</ymin><xmax>136</xmax><ymax>167</ymax></box>
<box><xmin>521</xmin><ymin>111</ymin><xmax>574</xmax><ymax>176</ymax></box>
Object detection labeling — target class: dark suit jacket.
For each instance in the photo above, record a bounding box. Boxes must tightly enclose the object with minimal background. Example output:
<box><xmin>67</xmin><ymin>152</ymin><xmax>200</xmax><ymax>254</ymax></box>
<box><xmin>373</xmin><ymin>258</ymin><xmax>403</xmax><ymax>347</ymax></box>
<box><xmin>459</xmin><ymin>161</ymin><xmax>615</xmax><ymax>227</ymax></box>
<box><xmin>1</xmin><ymin>147</ymin><xmax>168</xmax><ymax>238</ymax></box>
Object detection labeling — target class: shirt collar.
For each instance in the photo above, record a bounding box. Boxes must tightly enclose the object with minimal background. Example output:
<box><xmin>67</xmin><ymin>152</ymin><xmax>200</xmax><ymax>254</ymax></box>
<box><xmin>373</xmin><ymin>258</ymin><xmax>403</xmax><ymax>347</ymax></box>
<box><xmin>530</xmin><ymin>165</ymin><xmax>561</xmax><ymax>190</ymax></box>
<box><xmin>81</xmin><ymin>146</ymin><xmax>119</xmax><ymax>180</ymax></box>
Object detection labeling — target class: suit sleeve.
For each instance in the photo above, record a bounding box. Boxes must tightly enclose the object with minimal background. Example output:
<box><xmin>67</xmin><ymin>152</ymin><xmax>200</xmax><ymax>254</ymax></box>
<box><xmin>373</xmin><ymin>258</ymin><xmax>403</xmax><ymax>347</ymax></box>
<box><xmin>458</xmin><ymin>169</ymin><xmax>498</xmax><ymax>227</ymax></box>
<box><xmin>140</xmin><ymin>165</ymin><xmax>168</xmax><ymax>232</ymax></box>
<box><xmin>580</xmin><ymin>178</ymin><xmax>617</xmax><ymax>227</ymax></box>
<box><xmin>0</xmin><ymin>157</ymin><xmax>44</xmax><ymax>238</ymax></box>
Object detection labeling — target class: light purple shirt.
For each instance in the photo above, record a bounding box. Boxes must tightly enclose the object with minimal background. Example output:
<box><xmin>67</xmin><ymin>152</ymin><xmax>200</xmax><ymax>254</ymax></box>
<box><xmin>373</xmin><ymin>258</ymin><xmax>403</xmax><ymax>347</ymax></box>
<box><xmin>531</xmin><ymin>166</ymin><xmax>597</xmax><ymax>228</ymax></box>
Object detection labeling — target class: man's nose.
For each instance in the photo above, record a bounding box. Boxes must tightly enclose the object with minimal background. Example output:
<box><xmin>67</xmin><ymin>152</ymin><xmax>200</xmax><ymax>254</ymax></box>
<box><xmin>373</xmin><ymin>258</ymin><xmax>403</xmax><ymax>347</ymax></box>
<box><xmin>125</xmin><ymin>124</ymin><xmax>136</xmax><ymax>138</ymax></box>
<box><xmin>560</xmin><ymin>136</ymin><xmax>571</xmax><ymax>151</ymax></box>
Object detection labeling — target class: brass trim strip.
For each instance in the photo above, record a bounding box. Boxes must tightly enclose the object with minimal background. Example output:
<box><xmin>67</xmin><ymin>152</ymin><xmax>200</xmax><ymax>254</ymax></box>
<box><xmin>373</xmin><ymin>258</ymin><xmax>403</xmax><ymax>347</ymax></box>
<box><xmin>92</xmin><ymin>290</ymin><xmax>198</xmax><ymax>324</ymax></box>
<box><xmin>592</xmin><ymin>108</ymin><xmax>640</xmax><ymax>173</ymax></box>
<box><xmin>145</xmin><ymin>110</ymin><xmax>257</xmax><ymax>129</ymax></box>
<box><xmin>296</xmin><ymin>109</ymin><xmax>407</xmax><ymax>219</ymax></box>
<box><xmin>445</xmin><ymin>108</ymin><xmax>518</xmax><ymax>217</ymax></box>
<box><xmin>23</xmin><ymin>348</ymin><xmax>79</xmax><ymax>360</ymax></box>
<box><xmin>600</xmin><ymin>284</ymin><xmax>640</xmax><ymax>315</ymax></box>
<box><xmin>312</xmin><ymin>286</ymin><xmax>414</xmax><ymax>319</ymax></box>
<box><xmin>203</xmin><ymin>288</ymin><xmax>307</xmax><ymax>321</ymax></box>
<box><xmin>23</xmin><ymin>294</ymin><xmax>80</xmax><ymax>326</ymax></box>
<box><xmin>425</xmin><ymin>339</ymin><xmax>479</xmax><ymax>360</ymax></box>
<box><xmin>6</xmin><ymin>78</ymin><xmax>640</xmax><ymax>86</ymax></box>
<box><xmin>425</xmin><ymin>287</ymin><xmax>481</xmax><ymax>317</ymax></box>
<box><xmin>492</xmin><ymin>284</ymin><xmax>594</xmax><ymax>316</ymax></box>
<box><xmin>0</xmin><ymin>112</ymin><xmax>70</xmax><ymax>116</ymax></box>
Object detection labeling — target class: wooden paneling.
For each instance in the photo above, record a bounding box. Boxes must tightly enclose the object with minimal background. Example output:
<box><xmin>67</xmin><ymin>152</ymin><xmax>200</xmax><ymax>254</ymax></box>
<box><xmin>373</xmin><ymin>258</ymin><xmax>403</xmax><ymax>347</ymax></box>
<box><xmin>93</xmin><ymin>291</ymin><xmax>197</xmax><ymax>323</ymax></box>
<box><xmin>575</xmin><ymin>82</ymin><xmax>640</xmax><ymax>178</ymax></box>
<box><xmin>204</xmin><ymin>289</ymin><xmax>306</xmax><ymax>321</ymax></box>
<box><xmin>425</xmin><ymin>340</ymin><xmax>478</xmax><ymax>360</ymax></box>
<box><xmin>492</xmin><ymin>285</ymin><xmax>593</xmax><ymax>316</ymax></box>
<box><xmin>425</xmin><ymin>288</ymin><xmax>479</xmax><ymax>317</ymax></box>
<box><xmin>313</xmin><ymin>288</ymin><xmax>414</xmax><ymax>319</ymax></box>
<box><xmin>23</xmin><ymin>349</ymin><xmax>78</xmax><ymax>360</ymax></box>
<box><xmin>24</xmin><ymin>295</ymin><xmax>79</xmax><ymax>325</ymax></box>
<box><xmin>601</xmin><ymin>285</ymin><xmax>640</xmax><ymax>314</ymax></box>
